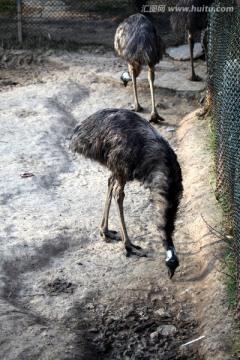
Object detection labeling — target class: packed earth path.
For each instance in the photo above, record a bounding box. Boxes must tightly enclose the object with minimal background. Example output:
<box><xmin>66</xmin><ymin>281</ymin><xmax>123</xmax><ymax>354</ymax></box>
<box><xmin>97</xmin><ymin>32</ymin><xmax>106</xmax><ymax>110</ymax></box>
<box><xmin>0</xmin><ymin>48</ymin><xmax>235</xmax><ymax>359</ymax></box>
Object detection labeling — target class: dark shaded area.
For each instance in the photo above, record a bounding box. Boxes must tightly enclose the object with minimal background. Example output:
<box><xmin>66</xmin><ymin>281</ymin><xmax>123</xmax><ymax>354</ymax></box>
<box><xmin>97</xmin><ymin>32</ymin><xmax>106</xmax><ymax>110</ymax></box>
<box><xmin>0</xmin><ymin>0</ymin><xmax>185</xmax><ymax>49</ymax></box>
<box><xmin>2</xmin><ymin>235</ymin><xmax>70</xmax><ymax>304</ymax></box>
<box><xmin>1</xmin><ymin>235</ymin><xmax>103</xmax><ymax>360</ymax></box>
<box><xmin>79</xmin><ymin>292</ymin><xmax>201</xmax><ymax>359</ymax></box>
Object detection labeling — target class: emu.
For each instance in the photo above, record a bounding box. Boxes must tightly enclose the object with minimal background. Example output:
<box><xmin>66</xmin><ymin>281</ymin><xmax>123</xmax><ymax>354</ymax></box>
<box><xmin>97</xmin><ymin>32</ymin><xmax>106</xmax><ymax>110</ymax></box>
<box><xmin>114</xmin><ymin>14</ymin><xmax>164</xmax><ymax>123</ymax></box>
<box><xmin>70</xmin><ymin>109</ymin><xmax>183</xmax><ymax>278</ymax></box>
<box><xmin>170</xmin><ymin>0</ymin><xmax>214</xmax><ymax>81</ymax></box>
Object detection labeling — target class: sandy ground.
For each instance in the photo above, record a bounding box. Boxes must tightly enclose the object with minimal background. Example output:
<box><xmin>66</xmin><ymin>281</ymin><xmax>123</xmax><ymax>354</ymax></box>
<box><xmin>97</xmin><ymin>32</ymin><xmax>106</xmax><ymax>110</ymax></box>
<box><xmin>0</xmin><ymin>49</ymin><xmax>236</xmax><ymax>359</ymax></box>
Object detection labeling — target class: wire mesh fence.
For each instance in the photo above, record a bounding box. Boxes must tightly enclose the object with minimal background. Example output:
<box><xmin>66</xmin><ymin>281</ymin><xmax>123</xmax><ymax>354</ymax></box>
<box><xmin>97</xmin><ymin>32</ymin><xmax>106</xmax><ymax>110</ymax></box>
<box><xmin>207</xmin><ymin>0</ymin><xmax>240</xmax><ymax>313</ymax></box>
<box><xmin>0</xmin><ymin>0</ymin><xmax>185</xmax><ymax>48</ymax></box>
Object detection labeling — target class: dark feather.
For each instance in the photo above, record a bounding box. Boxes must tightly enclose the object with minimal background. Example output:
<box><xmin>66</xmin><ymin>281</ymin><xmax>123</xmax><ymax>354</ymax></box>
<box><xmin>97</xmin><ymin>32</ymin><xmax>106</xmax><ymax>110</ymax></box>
<box><xmin>170</xmin><ymin>0</ymin><xmax>215</xmax><ymax>32</ymax></box>
<box><xmin>114</xmin><ymin>14</ymin><xmax>163</xmax><ymax>68</ymax></box>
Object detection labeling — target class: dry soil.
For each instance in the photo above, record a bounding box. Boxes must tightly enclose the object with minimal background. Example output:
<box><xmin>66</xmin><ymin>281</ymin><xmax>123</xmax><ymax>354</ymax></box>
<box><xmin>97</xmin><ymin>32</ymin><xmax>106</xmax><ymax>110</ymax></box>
<box><xmin>0</xmin><ymin>48</ymin><xmax>235</xmax><ymax>359</ymax></box>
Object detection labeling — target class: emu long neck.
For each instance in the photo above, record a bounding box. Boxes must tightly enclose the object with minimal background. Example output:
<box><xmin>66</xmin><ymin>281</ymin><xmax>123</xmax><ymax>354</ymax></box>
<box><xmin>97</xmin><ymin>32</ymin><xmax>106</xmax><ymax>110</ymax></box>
<box><xmin>150</xmin><ymin>189</ymin><xmax>175</xmax><ymax>249</ymax></box>
<box><xmin>147</xmin><ymin>169</ymin><xmax>178</xmax><ymax>251</ymax></box>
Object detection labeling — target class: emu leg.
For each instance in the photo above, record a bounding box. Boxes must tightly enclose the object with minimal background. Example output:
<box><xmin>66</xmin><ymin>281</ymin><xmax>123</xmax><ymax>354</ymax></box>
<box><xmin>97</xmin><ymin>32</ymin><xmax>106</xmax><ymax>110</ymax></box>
<box><xmin>100</xmin><ymin>176</ymin><xmax>121</xmax><ymax>242</ymax></box>
<box><xmin>188</xmin><ymin>31</ymin><xmax>201</xmax><ymax>81</ymax></box>
<box><xmin>128</xmin><ymin>64</ymin><xmax>143</xmax><ymax>113</ymax></box>
<box><xmin>113</xmin><ymin>181</ymin><xmax>146</xmax><ymax>257</ymax></box>
<box><xmin>148</xmin><ymin>67</ymin><xmax>165</xmax><ymax>123</ymax></box>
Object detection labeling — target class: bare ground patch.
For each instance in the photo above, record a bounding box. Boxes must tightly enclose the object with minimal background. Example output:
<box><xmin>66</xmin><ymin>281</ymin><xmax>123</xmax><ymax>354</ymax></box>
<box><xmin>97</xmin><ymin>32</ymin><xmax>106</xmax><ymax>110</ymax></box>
<box><xmin>0</xmin><ymin>49</ymin><xmax>235</xmax><ymax>359</ymax></box>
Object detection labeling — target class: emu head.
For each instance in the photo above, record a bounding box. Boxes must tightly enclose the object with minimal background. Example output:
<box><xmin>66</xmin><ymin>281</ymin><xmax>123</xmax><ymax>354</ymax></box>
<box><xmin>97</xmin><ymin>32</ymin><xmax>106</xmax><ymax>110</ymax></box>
<box><xmin>120</xmin><ymin>71</ymin><xmax>132</xmax><ymax>87</ymax></box>
<box><xmin>165</xmin><ymin>248</ymin><xmax>179</xmax><ymax>279</ymax></box>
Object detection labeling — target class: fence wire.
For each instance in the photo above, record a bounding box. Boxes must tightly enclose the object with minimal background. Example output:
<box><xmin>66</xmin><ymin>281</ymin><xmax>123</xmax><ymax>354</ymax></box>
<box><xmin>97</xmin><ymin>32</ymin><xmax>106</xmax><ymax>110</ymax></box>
<box><xmin>0</xmin><ymin>0</ymin><xmax>184</xmax><ymax>47</ymax></box>
<box><xmin>207</xmin><ymin>0</ymin><xmax>240</xmax><ymax>311</ymax></box>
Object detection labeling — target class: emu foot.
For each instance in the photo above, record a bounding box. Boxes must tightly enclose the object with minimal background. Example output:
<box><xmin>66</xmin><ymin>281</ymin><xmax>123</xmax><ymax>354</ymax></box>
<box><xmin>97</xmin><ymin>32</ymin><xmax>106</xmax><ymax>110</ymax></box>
<box><xmin>149</xmin><ymin>112</ymin><xmax>165</xmax><ymax>123</ymax></box>
<box><xmin>131</xmin><ymin>104</ymin><xmax>144</xmax><ymax>112</ymax></box>
<box><xmin>125</xmin><ymin>243</ymin><xmax>147</xmax><ymax>257</ymax></box>
<box><xmin>100</xmin><ymin>230</ymin><xmax>122</xmax><ymax>243</ymax></box>
<box><xmin>166</xmin><ymin>249</ymin><xmax>179</xmax><ymax>279</ymax></box>
<box><xmin>188</xmin><ymin>74</ymin><xmax>202</xmax><ymax>82</ymax></box>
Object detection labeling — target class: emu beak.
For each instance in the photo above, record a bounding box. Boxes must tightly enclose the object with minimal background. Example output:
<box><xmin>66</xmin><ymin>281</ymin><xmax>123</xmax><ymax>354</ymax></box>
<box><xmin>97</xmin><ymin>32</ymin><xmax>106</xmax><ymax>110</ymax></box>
<box><xmin>166</xmin><ymin>250</ymin><xmax>179</xmax><ymax>279</ymax></box>
<box><xmin>120</xmin><ymin>71</ymin><xmax>131</xmax><ymax>87</ymax></box>
<box><xmin>168</xmin><ymin>267</ymin><xmax>176</xmax><ymax>279</ymax></box>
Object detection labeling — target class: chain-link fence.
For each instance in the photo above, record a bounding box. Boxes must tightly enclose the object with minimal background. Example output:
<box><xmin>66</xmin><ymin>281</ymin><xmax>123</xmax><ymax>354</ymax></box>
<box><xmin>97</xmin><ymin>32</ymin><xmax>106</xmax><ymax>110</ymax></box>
<box><xmin>207</xmin><ymin>0</ymin><xmax>240</xmax><ymax>313</ymax></box>
<box><xmin>0</xmin><ymin>0</ymin><xmax>185</xmax><ymax>48</ymax></box>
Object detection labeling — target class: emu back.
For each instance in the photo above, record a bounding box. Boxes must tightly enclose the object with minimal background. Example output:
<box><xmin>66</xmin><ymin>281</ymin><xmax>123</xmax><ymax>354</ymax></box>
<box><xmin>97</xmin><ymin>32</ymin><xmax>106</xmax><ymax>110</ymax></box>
<box><xmin>114</xmin><ymin>13</ymin><xmax>162</xmax><ymax>67</ymax></box>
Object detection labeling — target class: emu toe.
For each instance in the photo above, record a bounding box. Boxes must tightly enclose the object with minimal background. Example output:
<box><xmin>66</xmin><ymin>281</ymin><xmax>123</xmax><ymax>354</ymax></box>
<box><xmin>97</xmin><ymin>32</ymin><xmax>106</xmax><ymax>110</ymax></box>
<box><xmin>149</xmin><ymin>112</ymin><xmax>165</xmax><ymax>123</ymax></box>
<box><xmin>166</xmin><ymin>250</ymin><xmax>179</xmax><ymax>279</ymax></box>
<box><xmin>132</xmin><ymin>104</ymin><xmax>144</xmax><ymax>113</ymax></box>
<box><xmin>100</xmin><ymin>229</ymin><xmax>122</xmax><ymax>242</ymax></box>
<box><xmin>188</xmin><ymin>74</ymin><xmax>202</xmax><ymax>82</ymax></box>
<box><xmin>125</xmin><ymin>243</ymin><xmax>147</xmax><ymax>257</ymax></box>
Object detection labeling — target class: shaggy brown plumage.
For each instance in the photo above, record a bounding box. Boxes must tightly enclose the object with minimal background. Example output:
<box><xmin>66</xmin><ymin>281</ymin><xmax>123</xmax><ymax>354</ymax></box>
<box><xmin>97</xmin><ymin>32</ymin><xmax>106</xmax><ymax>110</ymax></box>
<box><xmin>114</xmin><ymin>14</ymin><xmax>164</xmax><ymax>123</ymax></box>
<box><xmin>70</xmin><ymin>109</ymin><xmax>183</xmax><ymax>278</ymax></box>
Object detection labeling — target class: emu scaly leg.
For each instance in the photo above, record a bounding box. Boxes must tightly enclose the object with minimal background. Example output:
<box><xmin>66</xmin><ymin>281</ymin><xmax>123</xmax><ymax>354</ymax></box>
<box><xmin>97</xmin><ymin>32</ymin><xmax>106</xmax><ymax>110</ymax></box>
<box><xmin>113</xmin><ymin>181</ymin><xmax>146</xmax><ymax>257</ymax></box>
<box><xmin>100</xmin><ymin>176</ymin><xmax>121</xmax><ymax>242</ymax></box>
<box><xmin>148</xmin><ymin>67</ymin><xmax>165</xmax><ymax>123</ymax></box>
<box><xmin>188</xmin><ymin>31</ymin><xmax>201</xmax><ymax>82</ymax></box>
<box><xmin>128</xmin><ymin>64</ymin><xmax>143</xmax><ymax>113</ymax></box>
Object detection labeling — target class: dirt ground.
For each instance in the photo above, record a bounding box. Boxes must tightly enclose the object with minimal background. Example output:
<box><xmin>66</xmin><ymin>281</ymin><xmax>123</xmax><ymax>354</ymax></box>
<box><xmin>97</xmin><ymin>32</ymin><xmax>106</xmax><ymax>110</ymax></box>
<box><xmin>0</xmin><ymin>48</ymin><xmax>236</xmax><ymax>359</ymax></box>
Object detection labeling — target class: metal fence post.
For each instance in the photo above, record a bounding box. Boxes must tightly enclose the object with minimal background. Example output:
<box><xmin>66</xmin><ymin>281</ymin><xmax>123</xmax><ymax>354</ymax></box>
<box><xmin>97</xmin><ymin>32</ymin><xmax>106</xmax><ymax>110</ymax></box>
<box><xmin>17</xmin><ymin>0</ymin><xmax>22</xmax><ymax>43</ymax></box>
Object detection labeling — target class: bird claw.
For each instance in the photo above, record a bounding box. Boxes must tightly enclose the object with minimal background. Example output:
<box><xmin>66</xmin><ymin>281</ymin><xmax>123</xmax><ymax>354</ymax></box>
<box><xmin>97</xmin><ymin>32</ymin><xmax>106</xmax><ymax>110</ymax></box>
<box><xmin>125</xmin><ymin>243</ymin><xmax>147</xmax><ymax>257</ymax></box>
<box><xmin>100</xmin><ymin>229</ymin><xmax>122</xmax><ymax>242</ymax></box>
<box><xmin>149</xmin><ymin>112</ymin><xmax>165</xmax><ymax>123</ymax></box>
<box><xmin>131</xmin><ymin>104</ymin><xmax>144</xmax><ymax>113</ymax></box>
<box><xmin>188</xmin><ymin>74</ymin><xmax>202</xmax><ymax>82</ymax></box>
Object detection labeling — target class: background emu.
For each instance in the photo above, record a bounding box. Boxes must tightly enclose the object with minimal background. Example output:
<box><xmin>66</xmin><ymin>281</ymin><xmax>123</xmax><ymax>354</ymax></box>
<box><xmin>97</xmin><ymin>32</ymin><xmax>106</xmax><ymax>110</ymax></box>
<box><xmin>114</xmin><ymin>14</ymin><xmax>164</xmax><ymax>123</ymax></box>
<box><xmin>170</xmin><ymin>0</ymin><xmax>214</xmax><ymax>81</ymax></box>
<box><xmin>70</xmin><ymin>109</ymin><xmax>183</xmax><ymax>278</ymax></box>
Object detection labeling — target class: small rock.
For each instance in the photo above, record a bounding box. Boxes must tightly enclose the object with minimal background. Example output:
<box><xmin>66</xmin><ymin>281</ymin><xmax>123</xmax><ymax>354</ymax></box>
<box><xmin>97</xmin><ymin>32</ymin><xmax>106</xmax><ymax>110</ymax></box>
<box><xmin>185</xmin><ymin>91</ymin><xmax>196</xmax><ymax>101</ymax></box>
<box><xmin>150</xmin><ymin>331</ymin><xmax>159</xmax><ymax>341</ymax></box>
<box><xmin>166</xmin><ymin>43</ymin><xmax>203</xmax><ymax>61</ymax></box>
<box><xmin>157</xmin><ymin>324</ymin><xmax>177</xmax><ymax>336</ymax></box>
<box><xmin>155</xmin><ymin>308</ymin><xmax>171</xmax><ymax>318</ymax></box>
<box><xmin>89</xmin><ymin>328</ymin><xmax>99</xmax><ymax>333</ymax></box>
<box><xmin>86</xmin><ymin>303</ymin><xmax>95</xmax><ymax>310</ymax></box>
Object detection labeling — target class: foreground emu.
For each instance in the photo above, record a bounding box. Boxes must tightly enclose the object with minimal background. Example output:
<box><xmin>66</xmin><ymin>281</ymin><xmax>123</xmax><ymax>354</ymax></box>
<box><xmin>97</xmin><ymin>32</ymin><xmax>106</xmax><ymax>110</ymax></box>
<box><xmin>70</xmin><ymin>109</ymin><xmax>183</xmax><ymax>278</ymax></box>
<box><xmin>114</xmin><ymin>14</ymin><xmax>164</xmax><ymax>123</ymax></box>
<box><xmin>170</xmin><ymin>0</ymin><xmax>213</xmax><ymax>81</ymax></box>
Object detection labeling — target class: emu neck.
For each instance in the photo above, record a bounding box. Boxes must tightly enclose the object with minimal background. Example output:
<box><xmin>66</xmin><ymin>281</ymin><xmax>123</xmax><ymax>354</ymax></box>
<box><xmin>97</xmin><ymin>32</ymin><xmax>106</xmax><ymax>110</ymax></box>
<box><xmin>147</xmin><ymin>169</ymin><xmax>177</xmax><ymax>251</ymax></box>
